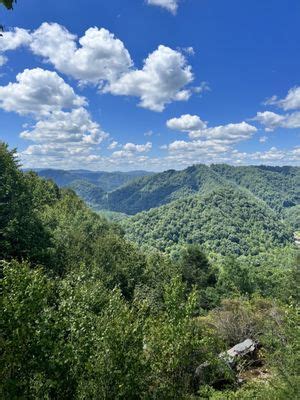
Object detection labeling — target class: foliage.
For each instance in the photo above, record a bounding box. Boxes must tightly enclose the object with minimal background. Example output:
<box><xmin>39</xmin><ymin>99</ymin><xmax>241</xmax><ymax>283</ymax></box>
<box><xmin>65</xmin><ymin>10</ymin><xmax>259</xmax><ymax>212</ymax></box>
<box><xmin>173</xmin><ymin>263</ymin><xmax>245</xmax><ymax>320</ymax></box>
<box><xmin>35</xmin><ymin>168</ymin><xmax>153</xmax><ymax>198</ymax></box>
<box><xmin>122</xmin><ymin>187</ymin><xmax>293</xmax><ymax>256</ymax></box>
<box><xmin>0</xmin><ymin>0</ymin><xmax>15</xmax><ymax>10</ymax></box>
<box><xmin>0</xmin><ymin>143</ymin><xmax>299</xmax><ymax>399</ymax></box>
<box><xmin>62</xmin><ymin>163</ymin><xmax>300</xmax><ymax>216</ymax></box>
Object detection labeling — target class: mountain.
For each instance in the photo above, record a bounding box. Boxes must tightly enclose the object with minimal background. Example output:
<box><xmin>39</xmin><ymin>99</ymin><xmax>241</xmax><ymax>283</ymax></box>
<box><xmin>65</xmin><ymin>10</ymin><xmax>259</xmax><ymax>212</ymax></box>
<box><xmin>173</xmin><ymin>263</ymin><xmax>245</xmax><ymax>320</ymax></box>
<box><xmin>34</xmin><ymin>169</ymin><xmax>153</xmax><ymax>192</ymax></box>
<box><xmin>99</xmin><ymin>164</ymin><xmax>300</xmax><ymax>215</ymax></box>
<box><xmin>122</xmin><ymin>186</ymin><xmax>293</xmax><ymax>256</ymax></box>
<box><xmin>210</xmin><ymin>164</ymin><xmax>300</xmax><ymax>212</ymax></box>
<box><xmin>68</xmin><ymin>180</ymin><xmax>107</xmax><ymax>209</ymax></box>
<box><xmin>31</xmin><ymin>169</ymin><xmax>153</xmax><ymax>207</ymax></box>
<box><xmin>104</xmin><ymin>164</ymin><xmax>228</xmax><ymax>214</ymax></box>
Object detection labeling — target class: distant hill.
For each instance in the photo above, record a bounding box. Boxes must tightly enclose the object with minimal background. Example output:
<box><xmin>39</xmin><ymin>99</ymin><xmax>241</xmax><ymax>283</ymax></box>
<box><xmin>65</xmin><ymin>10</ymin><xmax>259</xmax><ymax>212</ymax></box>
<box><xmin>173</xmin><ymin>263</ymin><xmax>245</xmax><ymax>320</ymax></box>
<box><xmin>34</xmin><ymin>169</ymin><xmax>153</xmax><ymax>191</ymax></box>
<box><xmin>32</xmin><ymin>166</ymin><xmax>300</xmax><ymax>241</ymax></box>
<box><xmin>122</xmin><ymin>186</ymin><xmax>293</xmax><ymax>256</ymax></box>
<box><xmin>101</xmin><ymin>164</ymin><xmax>300</xmax><ymax>215</ymax></box>
<box><xmin>104</xmin><ymin>164</ymin><xmax>228</xmax><ymax>214</ymax></box>
<box><xmin>31</xmin><ymin>169</ymin><xmax>153</xmax><ymax>206</ymax></box>
<box><xmin>210</xmin><ymin>164</ymin><xmax>300</xmax><ymax>212</ymax></box>
<box><xmin>68</xmin><ymin>180</ymin><xmax>107</xmax><ymax>209</ymax></box>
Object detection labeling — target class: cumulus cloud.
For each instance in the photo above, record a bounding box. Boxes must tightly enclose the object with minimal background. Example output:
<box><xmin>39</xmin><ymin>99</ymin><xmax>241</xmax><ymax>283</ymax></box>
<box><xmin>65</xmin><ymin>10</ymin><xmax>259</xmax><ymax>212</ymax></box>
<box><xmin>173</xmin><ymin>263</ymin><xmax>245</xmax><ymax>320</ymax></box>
<box><xmin>147</xmin><ymin>0</ymin><xmax>180</xmax><ymax>14</ymax></box>
<box><xmin>167</xmin><ymin>114</ymin><xmax>257</xmax><ymax>144</ymax></box>
<box><xmin>107</xmin><ymin>140</ymin><xmax>119</xmax><ymax>150</ymax></box>
<box><xmin>20</xmin><ymin>142</ymin><xmax>105</xmax><ymax>169</ymax></box>
<box><xmin>30</xmin><ymin>23</ymin><xmax>133</xmax><ymax>84</ymax></box>
<box><xmin>163</xmin><ymin>139</ymin><xmax>234</xmax><ymax>167</ymax></box>
<box><xmin>254</xmin><ymin>110</ymin><xmax>300</xmax><ymax>131</ymax></box>
<box><xmin>20</xmin><ymin>107</ymin><xmax>107</xmax><ymax>145</ymax></box>
<box><xmin>2</xmin><ymin>23</ymin><xmax>196</xmax><ymax>111</ymax></box>
<box><xmin>163</xmin><ymin>115</ymin><xmax>258</xmax><ymax>167</ymax></box>
<box><xmin>232</xmin><ymin>146</ymin><xmax>300</xmax><ymax>165</ymax></box>
<box><xmin>265</xmin><ymin>86</ymin><xmax>300</xmax><ymax>111</ymax></box>
<box><xmin>112</xmin><ymin>142</ymin><xmax>152</xmax><ymax>158</ymax></box>
<box><xmin>20</xmin><ymin>108</ymin><xmax>109</xmax><ymax>170</ymax></box>
<box><xmin>167</xmin><ymin>114</ymin><xmax>207</xmax><ymax>131</ymax></box>
<box><xmin>0</xmin><ymin>27</ymin><xmax>31</xmax><ymax>52</ymax></box>
<box><xmin>189</xmin><ymin>122</ymin><xmax>257</xmax><ymax>143</ymax></box>
<box><xmin>105</xmin><ymin>45</ymin><xmax>194</xmax><ymax>111</ymax></box>
<box><xmin>0</xmin><ymin>68</ymin><xmax>86</xmax><ymax>116</ymax></box>
<box><xmin>168</xmin><ymin>139</ymin><xmax>228</xmax><ymax>153</ymax></box>
<box><xmin>0</xmin><ymin>67</ymin><xmax>110</xmax><ymax>169</ymax></box>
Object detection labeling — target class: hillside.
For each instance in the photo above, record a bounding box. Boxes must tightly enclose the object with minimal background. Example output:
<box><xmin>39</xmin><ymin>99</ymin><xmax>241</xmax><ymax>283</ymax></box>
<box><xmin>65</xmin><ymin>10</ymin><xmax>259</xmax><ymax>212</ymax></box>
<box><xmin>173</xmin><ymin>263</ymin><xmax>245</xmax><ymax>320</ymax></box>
<box><xmin>68</xmin><ymin>180</ymin><xmax>107</xmax><ymax>210</ymax></box>
<box><xmin>34</xmin><ymin>169</ymin><xmax>153</xmax><ymax>192</ymax></box>
<box><xmin>94</xmin><ymin>164</ymin><xmax>300</xmax><ymax>215</ymax></box>
<box><xmin>105</xmin><ymin>164</ymin><xmax>228</xmax><ymax>214</ymax></box>
<box><xmin>211</xmin><ymin>164</ymin><xmax>300</xmax><ymax>212</ymax></box>
<box><xmin>1</xmin><ymin>143</ymin><xmax>299</xmax><ymax>399</ymax></box>
<box><xmin>122</xmin><ymin>186</ymin><xmax>293</xmax><ymax>255</ymax></box>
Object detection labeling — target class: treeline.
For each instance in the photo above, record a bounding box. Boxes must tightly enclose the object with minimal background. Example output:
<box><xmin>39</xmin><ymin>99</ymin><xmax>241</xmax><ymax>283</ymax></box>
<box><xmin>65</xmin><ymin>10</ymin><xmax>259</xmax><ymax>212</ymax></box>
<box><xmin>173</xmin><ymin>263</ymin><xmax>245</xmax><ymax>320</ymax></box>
<box><xmin>1</xmin><ymin>143</ymin><xmax>299</xmax><ymax>399</ymax></box>
<box><xmin>42</xmin><ymin>163</ymin><xmax>299</xmax><ymax>216</ymax></box>
<box><xmin>122</xmin><ymin>187</ymin><xmax>293</xmax><ymax>256</ymax></box>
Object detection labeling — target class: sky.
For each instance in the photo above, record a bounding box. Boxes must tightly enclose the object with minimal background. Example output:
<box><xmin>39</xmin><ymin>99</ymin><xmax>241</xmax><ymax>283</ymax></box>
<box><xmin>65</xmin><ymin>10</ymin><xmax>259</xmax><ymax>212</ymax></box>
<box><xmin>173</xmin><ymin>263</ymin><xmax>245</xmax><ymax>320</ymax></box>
<box><xmin>0</xmin><ymin>0</ymin><xmax>299</xmax><ymax>171</ymax></box>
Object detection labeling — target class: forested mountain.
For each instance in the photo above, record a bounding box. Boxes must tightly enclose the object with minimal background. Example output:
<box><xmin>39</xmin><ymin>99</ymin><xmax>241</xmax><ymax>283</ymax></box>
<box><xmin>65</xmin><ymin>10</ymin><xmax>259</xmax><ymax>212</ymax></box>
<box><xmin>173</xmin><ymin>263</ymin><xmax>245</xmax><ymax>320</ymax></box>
<box><xmin>210</xmin><ymin>164</ymin><xmax>300</xmax><ymax>212</ymax></box>
<box><xmin>34</xmin><ymin>164</ymin><xmax>298</xmax><ymax>256</ymax></box>
<box><xmin>34</xmin><ymin>168</ymin><xmax>153</xmax><ymax>192</ymax></box>
<box><xmin>104</xmin><ymin>164</ymin><xmax>228</xmax><ymax>214</ymax></box>
<box><xmin>34</xmin><ymin>165</ymin><xmax>300</xmax><ymax>218</ymax></box>
<box><xmin>1</xmin><ymin>143</ymin><xmax>299</xmax><ymax>399</ymax></box>
<box><xmin>79</xmin><ymin>163</ymin><xmax>299</xmax><ymax>215</ymax></box>
<box><xmin>122</xmin><ymin>186</ymin><xmax>293</xmax><ymax>255</ymax></box>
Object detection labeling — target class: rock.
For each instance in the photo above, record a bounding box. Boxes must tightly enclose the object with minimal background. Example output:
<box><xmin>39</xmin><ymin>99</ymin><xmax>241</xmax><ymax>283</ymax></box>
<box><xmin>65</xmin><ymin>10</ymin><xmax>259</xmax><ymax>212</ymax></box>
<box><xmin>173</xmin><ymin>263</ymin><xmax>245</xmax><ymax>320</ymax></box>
<box><xmin>195</xmin><ymin>338</ymin><xmax>259</xmax><ymax>388</ymax></box>
<box><xmin>220</xmin><ymin>338</ymin><xmax>257</xmax><ymax>366</ymax></box>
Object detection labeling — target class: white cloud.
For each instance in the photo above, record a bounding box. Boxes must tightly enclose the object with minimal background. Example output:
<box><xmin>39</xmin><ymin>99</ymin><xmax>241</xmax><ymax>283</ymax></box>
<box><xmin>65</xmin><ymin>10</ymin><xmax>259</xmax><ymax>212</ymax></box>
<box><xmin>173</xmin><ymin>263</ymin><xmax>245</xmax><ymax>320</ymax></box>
<box><xmin>0</xmin><ymin>68</ymin><xmax>86</xmax><ymax>116</ymax></box>
<box><xmin>20</xmin><ymin>107</ymin><xmax>107</xmax><ymax>145</ymax></box>
<box><xmin>20</xmin><ymin>107</ymin><xmax>109</xmax><ymax>170</ymax></box>
<box><xmin>164</xmin><ymin>139</ymin><xmax>234</xmax><ymax>167</ymax></box>
<box><xmin>123</xmin><ymin>142</ymin><xmax>152</xmax><ymax>152</ymax></box>
<box><xmin>168</xmin><ymin>139</ymin><xmax>229</xmax><ymax>153</ymax></box>
<box><xmin>182</xmin><ymin>47</ymin><xmax>195</xmax><ymax>56</ymax></box>
<box><xmin>232</xmin><ymin>146</ymin><xmax>300</xmax><ymax>165</ymax></box>
<box><xmin>254</xmin><ymin>110</ymin><xmax>300</xmax><ymax>131</ymax></box>
<box><xmin>144</xmin><ymin>130</ymin><xmax>154</xmax><ymax>137</ymax></box>
<box><xmin>167</xmin><ymin>114</ymin><xmax>207</xmax><ymax>131</ymax></box>
<box><xmin>266</xmin><ymin>86</ymin><xmax>300</xmax><ymax>111</ymax></box>
<box><xmin>147</xmin><ymin>0</ymin><xmax>179</xmax><ymax>14</ymax></box>
<box><xmin>1</xmin><ymin>23</ymin><xmax>197</xmax><ymax>111</ymax></box>
<box><xmin>189</xmin><ymin>122</ymin><xmax>257</xmax><ymax>142</ymax></box>
<box><xmin>0</xmin><ymin>55</ymin><xmax>7</xmax><ymax>66</ymax></box>
<box><xmin>167</xmin><ymin>114</ymin><xmax>257</xmax><ymax>144</ymax></box>
<box><xmin>0</xmin><ymin>27</ymin><xmax>31</xmax><ymax>52</ymax></box>
<box><xmin>105</xmin><ymin>45</ymin><xmax>194</xmax><ymax>111</ymax></box>
<box><xmin>30</xmin><ymin>23</ymin><xmax>133</xmax><ymax>84</ymax></box>
<box><xmin>20</xmin><ymin>142</ymin><xmax>104</xmax><ymax>169</ymax></box>
<box><xmin>162</xmin><ymin>116</ymin><xmax>258</xmax><ymax>168</ymax></box>
<box><xmin>259</xmin><ymin>136</ymin><xmax>268</xmax><ymax>143</ymax></box>
<box><xmin>112</xmin><ymin>141</ymin><xmax>152</xmax><ymax>158</ymax></box>
<box><xmin>108</xmin><ymin>140</ymin><xmax>118</xmax><ymax>150</ymax></box>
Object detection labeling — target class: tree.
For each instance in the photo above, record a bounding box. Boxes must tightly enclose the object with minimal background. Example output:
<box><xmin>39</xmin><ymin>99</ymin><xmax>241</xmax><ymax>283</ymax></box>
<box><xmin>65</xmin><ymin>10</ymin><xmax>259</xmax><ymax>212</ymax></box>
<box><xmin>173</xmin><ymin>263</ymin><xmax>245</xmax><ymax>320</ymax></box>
<box><xmin>0</xmin><ymin>143</ymin><xmax>53</xmax><ymax>265</ymax></box>
<box><xmin>0</xmin><ymin>1</ymin><xmax>16</xmax><ymax>10</ymax></box>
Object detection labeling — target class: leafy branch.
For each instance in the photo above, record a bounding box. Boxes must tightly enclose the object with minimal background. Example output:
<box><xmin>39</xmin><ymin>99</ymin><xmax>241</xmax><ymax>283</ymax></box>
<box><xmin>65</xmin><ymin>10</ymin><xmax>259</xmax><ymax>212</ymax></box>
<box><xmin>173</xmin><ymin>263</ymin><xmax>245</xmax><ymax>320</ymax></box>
<box><xmin>0</xmin><ymin>0</ymin><xmax>16</xmax><ymax>10</ymax></box>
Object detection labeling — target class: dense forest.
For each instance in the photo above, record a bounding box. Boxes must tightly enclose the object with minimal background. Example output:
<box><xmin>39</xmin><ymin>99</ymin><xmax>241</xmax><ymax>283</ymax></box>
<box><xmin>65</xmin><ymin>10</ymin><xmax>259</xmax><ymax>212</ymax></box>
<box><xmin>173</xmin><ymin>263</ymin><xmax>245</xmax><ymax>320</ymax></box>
<box><xmin>122</xmin><ymin>187</ymin><xmax>293</xmax><ymax>255</ymax></box>
<box><xmin>38</xmin><ymin>163</ymin><xmax>299</xmax><ymax>255</ymax></box>
<box><xmin>1</xmin><ymin>142</ymin><xmax>299</xmax><ymax>399</ymax></box>
<box><xmin>37</xmin><ymin>163</ymin><xmax>300</xmax><ymax>217</ymax></box>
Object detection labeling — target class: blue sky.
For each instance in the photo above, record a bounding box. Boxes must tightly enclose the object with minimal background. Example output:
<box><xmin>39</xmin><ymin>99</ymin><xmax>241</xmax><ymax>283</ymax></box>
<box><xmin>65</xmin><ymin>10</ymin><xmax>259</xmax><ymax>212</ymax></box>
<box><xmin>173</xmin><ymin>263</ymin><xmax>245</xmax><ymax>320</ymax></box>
<box><xmin>0</xmin><ymin>0</ymin><xmax>299</xmax><ymax>170</ymax></box>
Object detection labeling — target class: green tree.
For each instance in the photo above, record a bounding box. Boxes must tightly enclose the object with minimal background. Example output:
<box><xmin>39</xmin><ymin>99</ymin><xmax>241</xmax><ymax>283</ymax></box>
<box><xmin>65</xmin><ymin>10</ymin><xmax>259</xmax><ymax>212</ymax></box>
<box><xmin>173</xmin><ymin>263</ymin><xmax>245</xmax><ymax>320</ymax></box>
<box><xmin>0</xmin><ymin>0</ymin><xmax>15</xmax><ymax>10</ymax></box>
<box><xmin>0</xmin><ymin>143</ymin><xmax>53</xmax><ymax>264</ymax></box>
